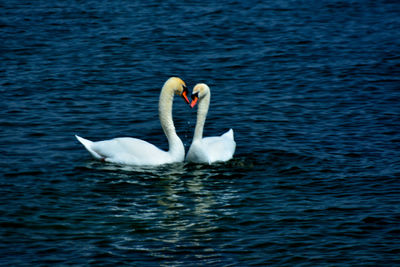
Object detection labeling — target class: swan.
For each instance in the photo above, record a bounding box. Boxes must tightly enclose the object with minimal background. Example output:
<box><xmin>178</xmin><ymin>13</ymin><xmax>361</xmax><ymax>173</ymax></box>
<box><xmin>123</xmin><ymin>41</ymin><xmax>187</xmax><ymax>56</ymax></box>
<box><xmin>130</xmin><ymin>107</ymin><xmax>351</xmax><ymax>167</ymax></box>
<box><xmin>186</xmin><ymin>83</ymin><xmax>236</xmax><ymax>164</ymax></box>
<box><xmin>75</xmin><ymin>77</ymin><xmax>190</xmax><ymax>166</ymax></box>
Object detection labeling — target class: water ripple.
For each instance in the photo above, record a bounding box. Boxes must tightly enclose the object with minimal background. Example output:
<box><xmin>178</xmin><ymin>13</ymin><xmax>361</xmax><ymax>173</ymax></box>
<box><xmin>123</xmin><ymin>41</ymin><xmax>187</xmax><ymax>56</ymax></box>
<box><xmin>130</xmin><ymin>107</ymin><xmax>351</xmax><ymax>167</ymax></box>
<box><xmin>1</xmin><ymin>0</ymin><xmax>400</xmax><ymax>266</ymax></box>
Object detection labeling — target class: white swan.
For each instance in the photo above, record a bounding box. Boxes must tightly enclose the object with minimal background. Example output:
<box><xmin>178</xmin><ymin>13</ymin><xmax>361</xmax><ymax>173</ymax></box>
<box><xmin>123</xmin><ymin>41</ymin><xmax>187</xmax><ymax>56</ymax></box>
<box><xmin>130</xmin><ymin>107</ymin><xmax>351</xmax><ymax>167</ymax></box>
<box><xmin>75</xmin><ymin>77</ymin><xmax>190</xmax><ymax>166</ymax></box>
<box><xmin>186</xmin><ymin>83</ymin><xmax>236</xmax><ymax>164</ymax></box>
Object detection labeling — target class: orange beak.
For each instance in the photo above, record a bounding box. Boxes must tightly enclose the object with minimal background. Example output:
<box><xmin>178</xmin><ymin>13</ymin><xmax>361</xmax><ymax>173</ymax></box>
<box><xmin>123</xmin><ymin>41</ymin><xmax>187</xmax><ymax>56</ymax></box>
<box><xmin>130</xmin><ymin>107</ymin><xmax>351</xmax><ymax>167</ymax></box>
<box><xmin>182</xmin><ymin>85</ymin><xmax>190</xmax><ymax>104</ymax></box>
<box><xmin>190</xmin><ymin>94</ymin><xmax>199</xmax><ymax>108</ymax></box>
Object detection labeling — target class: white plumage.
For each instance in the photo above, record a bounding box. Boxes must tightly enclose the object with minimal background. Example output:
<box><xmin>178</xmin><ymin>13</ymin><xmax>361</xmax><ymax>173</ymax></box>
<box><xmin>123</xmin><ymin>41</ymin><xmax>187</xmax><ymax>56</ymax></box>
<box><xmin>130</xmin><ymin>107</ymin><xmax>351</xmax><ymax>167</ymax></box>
<box><xmin>75</xmin><ymin>77</ymin><xmax>189</xmax><ymax>166</ymax></box>
<box><xmin>186</xmin><ymin>83</ymin><xmax>236</xmax><ymax>164</ymax></box>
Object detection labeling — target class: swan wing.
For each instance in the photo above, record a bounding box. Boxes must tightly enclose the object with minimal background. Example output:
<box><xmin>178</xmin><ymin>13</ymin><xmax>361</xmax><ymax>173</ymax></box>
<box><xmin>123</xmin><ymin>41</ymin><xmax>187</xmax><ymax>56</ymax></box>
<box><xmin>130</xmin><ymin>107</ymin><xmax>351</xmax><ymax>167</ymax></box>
<box><xmin>76</xmin><ymin>136</ymin><xmax>171</xmax><ymax>165</ymax></box>
<box><xmin>202</xmin><ymin>131</ymin><xmax>236</xmax><ymax>163</ymax></box>
<box><xmin>186</xmin><ymin>140</ymin><xmax>211</xmax><ymax>163</ymax></box>
<box><xmin>186</xmin><ymin>129</ymin><xmax>236</xmax><ymax>164</ymax></box>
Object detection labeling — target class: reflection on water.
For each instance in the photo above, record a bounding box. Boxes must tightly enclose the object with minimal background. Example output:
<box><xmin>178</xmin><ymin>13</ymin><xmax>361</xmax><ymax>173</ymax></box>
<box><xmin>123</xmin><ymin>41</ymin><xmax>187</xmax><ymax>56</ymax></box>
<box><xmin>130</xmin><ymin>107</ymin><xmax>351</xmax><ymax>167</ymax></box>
<box><xmin>2</xmin><ymin>0</ymin><xmax>400</xmax><ymax>264</ymax></box>
<box><xmin>82</xmin><ymin>160</ymin><xmax>244</xmax><ymax>261</ymax></box>
<box><xmin>153</xmin><ymin>164</ymin><xmax>221</xmax><ymax>246</ymax></box>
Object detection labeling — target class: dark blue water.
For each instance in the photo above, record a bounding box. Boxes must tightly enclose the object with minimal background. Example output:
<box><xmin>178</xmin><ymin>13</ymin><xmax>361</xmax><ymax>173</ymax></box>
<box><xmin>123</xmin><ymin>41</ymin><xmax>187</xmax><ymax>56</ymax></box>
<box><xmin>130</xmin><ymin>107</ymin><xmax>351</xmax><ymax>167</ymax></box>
<box><xmin>1</xmin><ymin>0</ymin><xmax>400</xmax><ymax>265</ymax></box>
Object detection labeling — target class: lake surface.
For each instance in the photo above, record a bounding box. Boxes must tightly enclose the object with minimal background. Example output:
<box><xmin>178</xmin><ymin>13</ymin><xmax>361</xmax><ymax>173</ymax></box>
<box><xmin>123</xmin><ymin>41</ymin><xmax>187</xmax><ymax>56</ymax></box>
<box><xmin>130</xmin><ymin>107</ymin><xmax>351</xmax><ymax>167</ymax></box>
<box><xmin>1</xmin><ymin>0</ymin><xmax>400</xmax><ymax>265</ymax></box>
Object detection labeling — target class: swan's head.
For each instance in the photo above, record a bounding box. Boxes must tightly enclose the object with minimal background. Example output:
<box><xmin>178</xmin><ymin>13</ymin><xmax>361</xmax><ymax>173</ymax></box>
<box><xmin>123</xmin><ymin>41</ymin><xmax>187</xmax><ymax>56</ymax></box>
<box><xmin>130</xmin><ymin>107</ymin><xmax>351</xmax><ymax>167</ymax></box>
<box><xmin>166</xmin><ymin>77</ymin><xmax>190</xmax><ymax>104</ymax></box>
<box><xmin>190</xmin><ymin>83</ymin><xmax>210</xmax><ymax>108</ymax></box>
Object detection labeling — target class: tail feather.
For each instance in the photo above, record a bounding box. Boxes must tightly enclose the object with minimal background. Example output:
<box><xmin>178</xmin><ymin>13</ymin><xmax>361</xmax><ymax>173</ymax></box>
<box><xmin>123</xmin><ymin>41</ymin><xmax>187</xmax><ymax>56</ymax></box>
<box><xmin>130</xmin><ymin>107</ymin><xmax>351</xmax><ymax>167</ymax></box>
<box><xmin>222</xmin><ymin>129</ymin><xmax>234</xmax><ymax>140</ymax></box>
<box><xmin>75</xmin><ymin>135</ymin><xmax>103</xmax><ymax>159</ymax></box>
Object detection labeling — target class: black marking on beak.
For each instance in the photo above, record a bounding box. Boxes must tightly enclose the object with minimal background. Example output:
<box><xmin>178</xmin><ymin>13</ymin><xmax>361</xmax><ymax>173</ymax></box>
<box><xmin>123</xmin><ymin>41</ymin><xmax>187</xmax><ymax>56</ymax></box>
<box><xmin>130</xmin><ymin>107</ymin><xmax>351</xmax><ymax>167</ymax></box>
<box><xmin>182</xmin><ymin>85</ymin><xmax>190</xmax><ymax>104</ymax></box>
<box><xmin>191</xmin><ymin>92</ymin><xmax>199</xmax><ymax>100</ymax></box>
<box><xmin>190</xmin><ymin>92</ymin><xmax>199</xmax><ymax>108</ymax></box>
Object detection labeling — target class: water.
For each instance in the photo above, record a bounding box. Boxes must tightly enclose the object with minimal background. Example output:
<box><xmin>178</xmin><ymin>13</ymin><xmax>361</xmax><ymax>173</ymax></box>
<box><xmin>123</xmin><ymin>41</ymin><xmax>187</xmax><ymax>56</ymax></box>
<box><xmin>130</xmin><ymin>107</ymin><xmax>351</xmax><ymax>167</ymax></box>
<box><xmin>1</xmin><ymin>0</ymin><xmax>400</xmax><ymax>265</ymax></box>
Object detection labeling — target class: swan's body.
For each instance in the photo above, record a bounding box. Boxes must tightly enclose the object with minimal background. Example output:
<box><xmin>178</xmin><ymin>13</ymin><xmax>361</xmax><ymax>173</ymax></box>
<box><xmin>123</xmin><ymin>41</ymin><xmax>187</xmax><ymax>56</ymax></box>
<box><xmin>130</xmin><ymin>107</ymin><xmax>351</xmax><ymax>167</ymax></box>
<box><xmin>186</xmin><ymin>83</ymin><xmax>236</xmax><ymax>164</ymax></box>
<box><xmin>76</xmin><ymin>77</ymin><xmax>189</xmax><ymax>166</ymax></box>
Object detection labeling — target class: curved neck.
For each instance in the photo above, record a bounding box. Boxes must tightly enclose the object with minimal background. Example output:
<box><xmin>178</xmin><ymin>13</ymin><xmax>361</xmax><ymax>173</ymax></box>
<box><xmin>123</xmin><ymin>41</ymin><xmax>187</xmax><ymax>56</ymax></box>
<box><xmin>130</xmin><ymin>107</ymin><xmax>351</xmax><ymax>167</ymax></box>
<box><xmin>159</xmin><ymin>85</ymin><xmax>184</xmax><ymax>159</ymax></box>
<box><xmin>193</xmin><ymin>93</ymin><xmax>210</xmax><ymax>141</ymax></box>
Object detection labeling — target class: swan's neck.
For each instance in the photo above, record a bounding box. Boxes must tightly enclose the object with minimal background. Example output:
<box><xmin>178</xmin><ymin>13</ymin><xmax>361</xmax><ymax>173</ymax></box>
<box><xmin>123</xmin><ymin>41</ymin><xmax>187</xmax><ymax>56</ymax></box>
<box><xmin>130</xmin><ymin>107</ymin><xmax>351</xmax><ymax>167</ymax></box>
<box><xmin>193</xmin><ymin>93</ymin><xmax>210</xmax><ymax>141</ymax></box>
<box><xmin>159</xmin><ymin>86</ymin><xmax>184</xmax><ymax>160</ymax></box>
